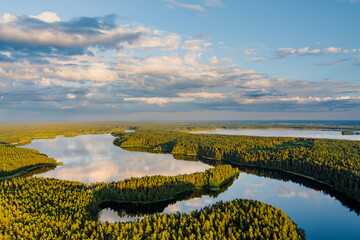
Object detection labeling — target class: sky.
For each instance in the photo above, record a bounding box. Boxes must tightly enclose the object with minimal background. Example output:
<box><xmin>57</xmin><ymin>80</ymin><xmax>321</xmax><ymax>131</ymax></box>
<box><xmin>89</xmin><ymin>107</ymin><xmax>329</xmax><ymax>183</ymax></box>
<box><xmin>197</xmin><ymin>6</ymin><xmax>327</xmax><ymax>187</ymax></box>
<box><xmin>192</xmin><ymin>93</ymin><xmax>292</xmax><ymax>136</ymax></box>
<box><xmin>0</xmin><ymin>0</ymin><xmax>359</xmax><ymax>121</ymax></box>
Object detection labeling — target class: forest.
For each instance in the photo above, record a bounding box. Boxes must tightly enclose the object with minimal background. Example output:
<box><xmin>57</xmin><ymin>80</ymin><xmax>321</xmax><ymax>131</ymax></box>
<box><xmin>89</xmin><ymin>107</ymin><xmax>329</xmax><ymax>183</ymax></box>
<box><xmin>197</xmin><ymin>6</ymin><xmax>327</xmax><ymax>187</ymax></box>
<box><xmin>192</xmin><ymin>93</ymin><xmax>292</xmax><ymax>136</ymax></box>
<box><xmin>1</xmin><ymin>121</ymin><xmax>359</xmax><ymax>180</ymax></box>
<box><xmin>0</xmin><ymin>145</ymin><xmax>58</xmax><ymax>178</ymax></box>
<box><xmin>93</xmin><ymin>165</ymin><xmax>239</xmax><ymax>205</ymax></box>
<box><xmin>0</xmin><ymin>166</ymin><xmax>305</xmax><ymax>240</ymax></box>
<box><xmin>1</xmin><ymin>122</ymin><xmax>360</xmax><ymax>239</ymax></box>
<box><xmin>114</xmin><ymin>131</ymin><xmax>360</xmax><ymax>201</ymax></box>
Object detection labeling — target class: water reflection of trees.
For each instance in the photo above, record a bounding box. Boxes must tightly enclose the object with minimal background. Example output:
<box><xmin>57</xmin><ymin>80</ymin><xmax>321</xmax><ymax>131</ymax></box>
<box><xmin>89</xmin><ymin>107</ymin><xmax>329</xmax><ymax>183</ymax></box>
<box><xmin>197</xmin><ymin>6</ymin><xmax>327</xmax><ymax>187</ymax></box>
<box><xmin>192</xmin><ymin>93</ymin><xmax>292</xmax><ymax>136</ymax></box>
<box><xmin>99</xmin><ymin>151</ymin><xmax>360</xmax><ymax>219</ymax></box>
<box><xmin>20</xmin><ymin>165</ymin><xmax>57</xmax><ymax>178</ymax></box>
<box><xmin>222</xmin><ymin>162</ymin><xmax>360</xmax><ymax>215</ymax></box>
<box><xmin>175</xmin><ymin>154</ymin><xmax>360</xmax><ymax>214</ymax></box>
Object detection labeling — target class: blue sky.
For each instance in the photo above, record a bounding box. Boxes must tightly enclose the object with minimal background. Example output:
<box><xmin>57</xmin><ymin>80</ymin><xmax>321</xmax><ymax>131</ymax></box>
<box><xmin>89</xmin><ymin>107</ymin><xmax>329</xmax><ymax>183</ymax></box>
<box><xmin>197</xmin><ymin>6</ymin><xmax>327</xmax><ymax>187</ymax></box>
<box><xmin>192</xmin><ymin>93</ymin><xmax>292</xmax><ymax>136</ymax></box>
<box><xmin>0</xmin><ymin>0</ymin><xmax>359</xmax><ymax>121</ymax></box>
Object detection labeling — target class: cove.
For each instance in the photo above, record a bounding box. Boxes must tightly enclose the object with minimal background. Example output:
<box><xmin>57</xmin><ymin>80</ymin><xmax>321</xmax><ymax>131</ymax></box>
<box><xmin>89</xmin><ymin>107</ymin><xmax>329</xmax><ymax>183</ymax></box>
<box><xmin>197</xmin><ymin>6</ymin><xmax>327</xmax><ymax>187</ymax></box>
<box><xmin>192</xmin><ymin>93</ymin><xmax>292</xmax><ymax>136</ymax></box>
<box><xmin>21</xmin><ymin>133</ymin><xmax>360</xmax><ymax>240</ymax></box>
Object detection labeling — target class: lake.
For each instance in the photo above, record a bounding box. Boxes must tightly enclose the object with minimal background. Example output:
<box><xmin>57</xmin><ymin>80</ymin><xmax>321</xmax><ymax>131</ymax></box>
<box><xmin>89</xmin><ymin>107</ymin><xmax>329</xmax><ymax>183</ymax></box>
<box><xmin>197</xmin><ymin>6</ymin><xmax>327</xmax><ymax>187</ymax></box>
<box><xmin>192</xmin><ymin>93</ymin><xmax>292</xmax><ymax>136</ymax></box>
<box><xmin>194</xmin><ymin>129</ymin><xmax>360</xmax><ymax>141</ymax></box>
<box><xmin>21</xmin><ymin>134</ymin><xmax>211</xmax><ymax>183</ymax></box>
<box><xmin>21</xmin><ymin>133</ymin><xmax>360</xmax><ymax>240</ymax></box>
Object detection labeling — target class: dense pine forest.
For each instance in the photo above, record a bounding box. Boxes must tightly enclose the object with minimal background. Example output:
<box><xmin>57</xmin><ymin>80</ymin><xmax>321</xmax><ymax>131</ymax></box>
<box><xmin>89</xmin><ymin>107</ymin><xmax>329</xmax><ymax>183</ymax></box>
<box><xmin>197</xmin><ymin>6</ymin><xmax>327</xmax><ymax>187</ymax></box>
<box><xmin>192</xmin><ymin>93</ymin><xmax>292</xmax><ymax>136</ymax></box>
<box><xmin>1</xmin><ymin>122</ymin><xmax>360</xmax><ymax>239</ymax></box>
<box><xmin>114</xmin><ymin>131</ymin><xmax>360</xmax><ymax>201</ymax></box>
<box><xmin>0</xmin><ymin>166</ymin><xmax>305</xmax><ymax>239</ymax></box>
<box><xmin>93</xmin><ymin>165</ymin><xmax>239</xmax><ymax>205</ymax></box>
<box><xmin>0</xmin><ymin>145</ymin><xmax>58</xmax><ymax>178</ymax></box>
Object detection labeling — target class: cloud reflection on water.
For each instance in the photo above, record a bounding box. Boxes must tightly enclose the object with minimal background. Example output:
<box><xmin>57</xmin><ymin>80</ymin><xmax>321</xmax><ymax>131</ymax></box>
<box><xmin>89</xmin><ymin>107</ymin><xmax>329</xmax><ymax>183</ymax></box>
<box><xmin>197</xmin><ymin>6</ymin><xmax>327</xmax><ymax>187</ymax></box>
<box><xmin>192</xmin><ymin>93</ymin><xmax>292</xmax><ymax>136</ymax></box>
<box><xmin>23</xmin><ymin>134</ymin><xmax>211</xmax><ymax>183</ymax></box>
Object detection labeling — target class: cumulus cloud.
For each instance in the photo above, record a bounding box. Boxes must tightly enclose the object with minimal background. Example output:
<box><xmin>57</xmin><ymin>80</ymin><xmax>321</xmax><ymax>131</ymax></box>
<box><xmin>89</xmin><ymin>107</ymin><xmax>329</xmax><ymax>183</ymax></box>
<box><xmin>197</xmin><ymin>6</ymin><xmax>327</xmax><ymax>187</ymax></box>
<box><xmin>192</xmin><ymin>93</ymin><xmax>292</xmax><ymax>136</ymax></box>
<box><xmin>119</xmin><ymin>31</ymin><xmax>180</xmax><ymax>51</ymax></box>
<box><xmin>43</xmin><ymin>63</ymin><xmax>118</xmax><ymax>82</ymax></box>
<box><xmin>30</xmin><ymin>11</ymin><xmax>61</xmax><ymax>23</ymax></box>
<box><xmin>1</xmin><ymin>12</ymin><xmax>360</xmax><ymax>119</ymax></box>
<box><xmin>0</xmin><ymin>12</ymin><xmax>146</xmax><ymax>59</ymax></box>
<box><xmin>275</xmin><ymin>46</ymin><xmax>358</xmax><ymax>58</ymax></box>
<box><xmin>182</xmin><ymin>39</ymin><xmax>211</xmax><ymax>52</ymax></box>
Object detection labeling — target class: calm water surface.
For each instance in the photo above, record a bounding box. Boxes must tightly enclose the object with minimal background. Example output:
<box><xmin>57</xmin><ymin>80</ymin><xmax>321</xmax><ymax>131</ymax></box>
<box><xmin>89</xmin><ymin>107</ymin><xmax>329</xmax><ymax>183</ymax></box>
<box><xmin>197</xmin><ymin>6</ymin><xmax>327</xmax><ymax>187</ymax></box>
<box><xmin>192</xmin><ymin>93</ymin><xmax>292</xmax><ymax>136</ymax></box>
<box><xmin>22</xmin><ymin>134</ymin><xmax>211</xmax><ymax>183</ymax></box>
<box><xmin>195</xmin><ymin>129</ymin><xmax>360</xmax><ymax>141</ymax></box>
<box><xmin>22</xmin><ymin>133</ymin><xmax>360</xmax><ymax>240</ymax></box>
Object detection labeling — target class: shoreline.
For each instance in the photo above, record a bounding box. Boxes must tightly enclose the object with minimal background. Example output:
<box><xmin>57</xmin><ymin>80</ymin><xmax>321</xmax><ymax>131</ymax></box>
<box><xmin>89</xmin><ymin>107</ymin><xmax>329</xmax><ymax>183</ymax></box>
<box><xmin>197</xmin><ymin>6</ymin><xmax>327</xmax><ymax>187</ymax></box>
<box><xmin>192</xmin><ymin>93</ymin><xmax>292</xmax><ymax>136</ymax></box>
<box><xmin>0</xmin><ymin>163</ymin><xmax>60</xmax><ymax>181</ymax></box>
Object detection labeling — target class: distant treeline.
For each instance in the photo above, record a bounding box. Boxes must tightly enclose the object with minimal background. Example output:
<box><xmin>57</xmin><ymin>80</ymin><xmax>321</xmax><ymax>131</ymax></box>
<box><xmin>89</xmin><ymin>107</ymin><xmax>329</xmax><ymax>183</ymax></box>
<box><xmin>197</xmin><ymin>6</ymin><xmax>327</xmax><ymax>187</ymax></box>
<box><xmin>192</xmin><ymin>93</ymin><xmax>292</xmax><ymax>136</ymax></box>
<box><xmin>114</xmin><ymin>131</ymin><xmax>360</xmax><ymax>201</ymax></box>
<box><xmin>0</xmin><ymin>166</ymin><xmax>305</xmax><ymax>239</ymax></box>
<box><xmin>0</xmin><ymin>122</ymin><xmax>127</xmax><ymax>145</ymax></box>
<box><xmin>1</xmin><ymin>121</ymin><xmax>359</xmax><ymax>145</ymax></box>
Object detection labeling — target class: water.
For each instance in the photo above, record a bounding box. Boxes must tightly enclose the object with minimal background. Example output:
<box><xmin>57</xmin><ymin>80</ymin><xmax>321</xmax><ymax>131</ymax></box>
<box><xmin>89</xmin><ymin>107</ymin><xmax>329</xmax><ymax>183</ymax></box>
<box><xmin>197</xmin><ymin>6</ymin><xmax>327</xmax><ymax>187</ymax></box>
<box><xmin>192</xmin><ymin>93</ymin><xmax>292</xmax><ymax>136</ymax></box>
<box><xmin>194</xmin><ymin>129</ymin><xmax>360</xmax><ymax>141</ymax></box>
<box><xmin>21</xmin><ymin>134</ymin><xmax>211</xmax><ymax>183</ymax></box>
<box><xmin>21</xmin><ymin>133</ymin><xmax>360</xmax><ymax>240</ymax></box>
<box><xmin>163</xmin><ymin>173</ymin><xmax>360</xmax><ymax>240</ymax></box>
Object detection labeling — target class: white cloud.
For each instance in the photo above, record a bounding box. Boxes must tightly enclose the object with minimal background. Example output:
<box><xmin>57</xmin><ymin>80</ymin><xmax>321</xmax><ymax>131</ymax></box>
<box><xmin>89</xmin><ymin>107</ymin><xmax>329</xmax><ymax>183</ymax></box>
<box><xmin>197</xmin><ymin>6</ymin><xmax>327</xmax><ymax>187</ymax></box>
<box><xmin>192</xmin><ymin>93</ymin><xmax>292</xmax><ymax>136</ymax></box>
<box><xmin>123</xmin><ymin>97</ymin><xmax>193</xmax><ymax>106</ymax></box>
<box><xmin>203</xmin><ymin>0</ymin><xmax>224</xmax><ymax>7</ymax></box>
<box><xmin>43</xmin><ymin>63</ymin><xmax>118</xmax><ymax>82</ymax></box>
<box><xmin>0</xmin><ymin>65</ymin><xmax>41</xmax><ymax>80</ymax></box>
<box><xmin>30</xmin><ymin>11</ymin><xmax>61</xmax><ymax>23</ymax></box>
<box><xmin>116</xmin><ymin>52</ymin><xmax>227</xmax><ymax>84</ymax></box>
<box><xmin>36</xmin><ymin>78</ymin><xmax>70</xmax><ymax>87</ymax></box>
<box><xmin>247</xmin><ymin>57</ymin><xmax>266</xmax><ymax>62</ymax></box>
<box><xmin>0</xmin><ymin>51</ymin><xmax>11</xmax><ymax>58</ymax></box>
<box><xmin>182</xmin><ymin>39</ymin><xmax>211</xmax><ymax>52</ymax></box>
<box><xmin>178</xmin><ymin>92</ymin><xmax>226</xmax><ymax>99</ymax></box>
<box><xmin>183</xmin><ymin>52</ymin><xmax>199</xmax><ymax>66</ymax></box>
<box><xmin>62</xmin><ymin>106</ymin><xmax>76</xmax><ymax>109</ymax></box>
<box><xmin>244</xmin><ymin>189</ymin><xmax>257</xmax><ymax>197</ymax></box>
<box><xmin>298</xmin><ymin>191</ymin><xmax>309</xmax><ymax>199</ymax></box>
<box><xmin>343</xmin><ymin>49</ymin><xmax>357</xmax><ymax>53</ymax></box>
<box><xmin>0</xmin><ymin>13</ymin><xmax>17</xmax><ymax>23</ymax></box>
<box><xmin>246</xmin><ymin>181</ymin><xmax>266</xmax><ymax>187</ymax></box>
<box><xmin>209</xmin><ymin>56</ymin><xmax>232</xmax><ymax>64</ymax></box>
<box><xmin>67</xmin><ymin>93</ymin><xmax>77</xmax><ymax>99</ymax></box>
<box><xmin>322</xmin><ymin>47</ymin><xmax>342</xmax><ymax>54</ymax></box>
<box><xmin>227</xmin><ymin>69</ymin><xmax>256</xmax><ymax>77</ymax></box>
<box><xmin>1</xmin><ymin>12</ymin><xmax>360</xmax><ymax>118</ymax></box>
<box><xmin>0</xmin><ymin>13</ymin><xmax>146</xmax><ymax>49</ymax></box>
<box><xmin>234</xmin><ymin>95</ymin><xmax>360</xmax><ymax>105</ymax></box>
<box><xmin>276</xmin><ymin>185</ymin><xmax>296</xmax><ymax>198</ymax></box>
<box><xmin>209</xmin><ymin>56</ymin><xmax>219</xmax><ymax>64</ymax></box>
<box><xmin>166</xmin><ymin>0</ymin><xmax>206</xmax><ymax>12</ymax></box>
<box><xmin>275</xmin><ymin>46</ymin><xmax>355</xmax><ymax>58</ymax></box>
<box><xmin>120</xmin><ymin>32</ymin><xmax>180</xmax><ymax>51</ymax></box>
